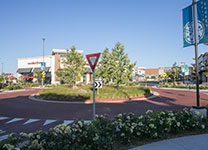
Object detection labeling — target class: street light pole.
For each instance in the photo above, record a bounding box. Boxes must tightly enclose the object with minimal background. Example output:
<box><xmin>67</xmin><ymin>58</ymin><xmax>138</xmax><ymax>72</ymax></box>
<box><xmin>42</xmin><ymin>38</ymin><xmax>46</xmax><ymax>88</ymax></box>
<box><xmin>193</xmin><ymin>0</ymin><xmax>200</xmax><ymax>107</ymax></box>
<box><xmin>1</xmin><ymin>63</ymin><xmax>3</xmax><ymax>74</ymax></box>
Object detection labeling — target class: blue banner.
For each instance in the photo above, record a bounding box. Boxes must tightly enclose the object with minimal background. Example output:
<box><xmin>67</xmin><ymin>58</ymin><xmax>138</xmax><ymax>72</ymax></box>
<box><xmin>197</xmin><ymin>0</ymin><xmax>208</xmax><ymax>44</ymax></box>
<box><xmin>183</xmin><ymin>5</ymin><xmax>194</xmax><ymax>47</ymax></box>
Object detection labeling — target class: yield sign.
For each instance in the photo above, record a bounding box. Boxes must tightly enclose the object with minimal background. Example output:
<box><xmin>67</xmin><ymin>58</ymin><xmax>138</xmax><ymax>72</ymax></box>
<box><xmin>86</xmin><ymin>52</ymin><xmax>101</xmax><ymax>72</ymax></box>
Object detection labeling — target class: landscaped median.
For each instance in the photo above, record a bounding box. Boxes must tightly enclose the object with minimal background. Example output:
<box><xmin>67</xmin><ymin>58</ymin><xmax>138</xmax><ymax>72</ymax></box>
<box><xmin>0</xmin><ymin>108</ymin><xmax>208</xmax><ymax>150</ymax></box>
<box><xmin>158</xmin><ymin>83</ymin><xmax>208</xmax><ymax>89</ymax></box>
<box><xmin>37</xmin><ymin>85</ymin><xmax>152</xmax><ymax>103</ymax></box>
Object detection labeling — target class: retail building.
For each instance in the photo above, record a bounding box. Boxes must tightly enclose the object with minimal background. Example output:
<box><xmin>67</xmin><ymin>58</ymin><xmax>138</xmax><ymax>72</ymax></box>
<box><xmin>17</xmin><ymin>49</ymin><xmax>92</xmax><ymax>84</ymax></box>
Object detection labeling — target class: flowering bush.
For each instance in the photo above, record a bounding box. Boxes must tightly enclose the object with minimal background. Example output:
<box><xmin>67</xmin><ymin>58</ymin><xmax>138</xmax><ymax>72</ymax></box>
<box><xmin>0</xmin><ymin>108</ymin><xmax>207</xmax><ymax>150</ymax></box>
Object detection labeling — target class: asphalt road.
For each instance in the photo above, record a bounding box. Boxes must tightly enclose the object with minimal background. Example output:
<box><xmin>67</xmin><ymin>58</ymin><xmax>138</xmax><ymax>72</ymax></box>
<box><xmin>0</xmin><ymin>87</ymin><xmax>208</xmax><ymax>140</ymax></box>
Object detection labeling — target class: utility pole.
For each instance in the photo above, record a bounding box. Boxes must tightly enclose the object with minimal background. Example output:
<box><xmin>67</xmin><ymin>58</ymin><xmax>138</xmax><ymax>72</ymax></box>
<box><xmin>193</xmin><ymin>0</ymin><xmax>200</xmax><ymax>107</ymax></box>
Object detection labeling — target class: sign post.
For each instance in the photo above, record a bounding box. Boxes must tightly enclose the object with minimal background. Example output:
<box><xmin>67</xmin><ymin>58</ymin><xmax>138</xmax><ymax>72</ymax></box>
<box><xmin>86</xmin><ymin>52</ymin><xmax>101</xmax><ymax>120</ymax></box>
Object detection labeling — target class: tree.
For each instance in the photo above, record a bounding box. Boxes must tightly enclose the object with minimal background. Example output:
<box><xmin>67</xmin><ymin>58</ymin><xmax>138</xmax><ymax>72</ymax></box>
<box><xmin>167</xmin><ymin>62</ymin><xmax>181</xmax><ymax>82</ymax></box>
<box><xmin>34</xmin><ymin>72</ymin><xmax>42</xmax><ymax>83</ymax></box>
<box><xmin>56</xmin><ymin>46</ymin><xmax>86</xmax><ymax>87</ymax></box>
<box><xmin>111</xmin><ymin>42</ymin><xmax>136</xmax><ymax>86</ymax></box>
<box><xmin>96</xmin><ymin>48</ymin><xmax>114</xmax><ymax>84</ymax></box>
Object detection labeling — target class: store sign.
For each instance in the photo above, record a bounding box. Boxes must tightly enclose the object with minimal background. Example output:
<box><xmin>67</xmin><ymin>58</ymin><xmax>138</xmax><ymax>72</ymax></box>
<box><xmin>28</xmin><ymin>61</ymin><xmax>41</xmax><ymax>65</ymax></box>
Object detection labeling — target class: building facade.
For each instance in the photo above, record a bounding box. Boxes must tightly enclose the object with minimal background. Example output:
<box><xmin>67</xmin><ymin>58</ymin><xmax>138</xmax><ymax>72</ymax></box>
<box><xmin>198</xmin><ymin>52</ymin><xmax>208</xmax><ymax>83</ymax></box>
<box><xmin>17</xmin><ymin>49</ymin><xmax>92</xmax><ymax>84</ymax></box>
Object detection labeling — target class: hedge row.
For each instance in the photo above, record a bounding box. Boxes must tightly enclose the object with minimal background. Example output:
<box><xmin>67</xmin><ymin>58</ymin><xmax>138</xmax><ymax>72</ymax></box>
<box><xmin>159</xmin><ymin>83</ymin><xmax>208</xmax><ymax>89</ymax></box>
<box><xmin>0</xmin><ymin>108</ymin><xmax>207</xmax><ymax>150</ymax></box>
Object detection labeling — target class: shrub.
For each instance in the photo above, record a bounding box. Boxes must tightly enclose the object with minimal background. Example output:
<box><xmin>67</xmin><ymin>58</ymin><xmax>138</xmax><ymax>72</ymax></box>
<box><xmin>5</xmin><ymin>84</ymin><xmax>23</xmax><ymax>90</ymax></box>
<box><xmin>159</xmin><ymin>83</ymin><xmax>208</xmax><ymax>89</ymax></box>
<box><xmin>1</xmin><ymin>109</ymin><xmax>207</xmax><ymax>149</ymax></box>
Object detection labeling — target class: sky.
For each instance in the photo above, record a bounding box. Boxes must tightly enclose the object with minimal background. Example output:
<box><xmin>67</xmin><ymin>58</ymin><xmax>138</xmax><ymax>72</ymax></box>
<box><xmin>0</xmin><ymin>0</ymin><xmax>208</xmax><ymax>75</ymax></box>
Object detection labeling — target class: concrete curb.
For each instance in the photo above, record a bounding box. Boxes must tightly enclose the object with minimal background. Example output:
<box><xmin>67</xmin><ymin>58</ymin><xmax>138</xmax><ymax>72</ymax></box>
<box><xmin>28</xmin><ymin>92</ymin><xmax>159</xmax><ymax>104</ymax></box>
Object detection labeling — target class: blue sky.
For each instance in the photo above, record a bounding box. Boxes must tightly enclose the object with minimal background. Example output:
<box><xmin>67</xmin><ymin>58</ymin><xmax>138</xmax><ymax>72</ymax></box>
<box><xmin>0</xmin><ymin>0</ymin><xmax>208</xmax><ymax>74</ymax></box>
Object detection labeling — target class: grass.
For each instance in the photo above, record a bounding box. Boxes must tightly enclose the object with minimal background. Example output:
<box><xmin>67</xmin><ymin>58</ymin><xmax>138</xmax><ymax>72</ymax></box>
<box><xmin>38</xmin><ymin>85</ymin><xmax>151</xmax><ymax>101</ymax></box>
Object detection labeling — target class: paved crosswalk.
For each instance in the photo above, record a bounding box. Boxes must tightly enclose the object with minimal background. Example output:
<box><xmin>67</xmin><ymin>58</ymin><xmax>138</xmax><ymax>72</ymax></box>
<box><xmin>0</xmin><ymin>116</ymin><xmax>91</xmax><ymax>142</ymax></box>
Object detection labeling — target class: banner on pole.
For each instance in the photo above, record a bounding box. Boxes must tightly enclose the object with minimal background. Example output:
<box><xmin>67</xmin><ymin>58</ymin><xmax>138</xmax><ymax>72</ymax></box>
<box><xmin>197</xmin><ymin>0</ymin><xmax>208</xmax><ymax>44</ymax></box>
<box><xmin>183</xmin><ymin>4</ymin><xmax>194</xmax><ymax>47</ymax></box>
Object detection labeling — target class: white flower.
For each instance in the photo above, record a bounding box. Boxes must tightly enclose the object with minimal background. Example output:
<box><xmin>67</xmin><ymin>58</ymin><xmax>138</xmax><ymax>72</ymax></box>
<box><xmin>127</xmin><ymin>116</ymin><xmax>130</xmax><ymax>120</ymax></box>
<box><xmin>201</xmin><ymin>124</ymin><xmax>205</xmax><ymax>129</ymax></box>
<box><xmin>146</xmin><ymin>109</ymin><xmax>153</xmax><ymax>114</ymax></box>
<box><xmin>121</xmin><ymin>133</ymin><xmax>125</xmax><ymax>136</ymax></box>
<box><xmin>176</xmin><ymin>122</ymin><xmax>181</xmax><ymax>127</ymax></box>
<box><xmin>160</xmin><ymin>120</ymin><xmax>163</xmax><ymax>125</ymax></box>
<box><xmin>137</xmin><ymin>132</ymin><xmax>141</xmax><ymax>136</ymax></box>
<box><xmin>195</xmin><ymin>111</ymin><xmax>200</xmax><ymax>116</ymax></box>
<box><xmin>117</xmin><ymin>113</ymin><xmax>122</xmax><ymax>117</ymax></box>
<box><xmin>153</xmin><ymin>132</ymin><xmax>158</xmax><ymax>137</ymax></box>
<box><xmin>138</xmin><ymin>115</ymin><xmax>144</xmax><ymax>119</ymax></box>
<box><xmin>149</xmin><ymin>124</ymin><xmax>155</xmax><ymax>128</ymax></box>
<box><xmin>138</xmin><ymin>122</ymin><xmax>143</xmax><ymax>126</ymax></box>
<box><xmin>186</xmin><ymin>120</ymin><xmax>190</xmax><ymax>123</ymax></box>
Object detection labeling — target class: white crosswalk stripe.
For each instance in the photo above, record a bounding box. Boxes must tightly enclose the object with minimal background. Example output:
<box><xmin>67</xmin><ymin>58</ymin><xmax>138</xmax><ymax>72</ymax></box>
<box><xmin>0</xmin><ymin>129</ymin><xmax>6</xmax><ymax>134</ymax></box>
<box><xmin>0</xmin><ymin>134</ymin><xmax>10</xmax><ymax>141</ymax></box>
<box><xmin>0</xmin><ymin>117</ymin><xmax>9</xmax><ymax>120</ymax></box>
<box><xmin>1</xmin><ymin>116</ymin><xmax>90</xmax><ymax>127</ymax></box>
<box><xmin>64</xmin><ymin>120</ymin><xmax>74</xmax><ymax>125</ymax></box>
<box><xmin>23</xmin><ymin>119</ymin><xmax>40</xmax><ymax>125</ymax></box>
<box><xmin>43</xmin><ymin>120</ymin><xmax>57</xmax><ymax>126</ymax></box>
<box><xmin>6</xmin><ymin>118</ymin><xmax>24</xmax><ymax>124</ymax></box>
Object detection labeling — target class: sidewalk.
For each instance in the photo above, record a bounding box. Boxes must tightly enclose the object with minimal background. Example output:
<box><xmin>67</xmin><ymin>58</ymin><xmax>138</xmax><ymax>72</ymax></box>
<box><xmin>131</xmin><ymin>134</ymin><xmax>208</xmax><ymax>150</ymax></box>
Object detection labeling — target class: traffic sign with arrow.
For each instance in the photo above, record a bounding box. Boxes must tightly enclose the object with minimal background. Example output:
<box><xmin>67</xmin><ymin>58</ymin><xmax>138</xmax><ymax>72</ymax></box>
<box><xmin>95</xmin><ymin>81</ymin><xmax>102</xmax><ymax>88</ymax></box>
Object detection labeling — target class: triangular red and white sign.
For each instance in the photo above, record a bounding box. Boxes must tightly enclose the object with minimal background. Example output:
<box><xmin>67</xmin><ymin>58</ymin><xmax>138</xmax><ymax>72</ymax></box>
<box><xmin>86</xmin><ymin>52</ymin><xmax>101</xmax><ymax>72</ymax></box>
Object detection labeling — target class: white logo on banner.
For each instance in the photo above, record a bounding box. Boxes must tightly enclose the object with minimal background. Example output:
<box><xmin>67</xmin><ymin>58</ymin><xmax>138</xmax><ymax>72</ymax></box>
<box><xmin>89</xmin><ymin>56</ymin><xmax>97</xmax><ymax>65</ymax></box>
<box><xmin>184</xmin><ymin>21</ymin><xmax>205</xmax><ymax>44</ymax></box>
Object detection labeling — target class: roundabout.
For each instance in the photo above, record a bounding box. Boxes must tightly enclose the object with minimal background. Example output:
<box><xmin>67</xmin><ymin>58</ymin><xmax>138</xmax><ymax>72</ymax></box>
<box><xmin>0</xmin><ymin>87</ymin><xmax>208</xmax><ymax>138</ymax></box>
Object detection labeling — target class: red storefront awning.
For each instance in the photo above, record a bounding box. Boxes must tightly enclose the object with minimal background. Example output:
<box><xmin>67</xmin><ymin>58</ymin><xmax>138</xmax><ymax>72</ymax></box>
<box><xmin>20</xmin><ymin>76</ymin><xmax>35</xmax><ymax>79</ymax></box>
<box><xmin>7</xmin><ymin>76</ymin><xmax>16</xmax><ymax>79</ymax></box>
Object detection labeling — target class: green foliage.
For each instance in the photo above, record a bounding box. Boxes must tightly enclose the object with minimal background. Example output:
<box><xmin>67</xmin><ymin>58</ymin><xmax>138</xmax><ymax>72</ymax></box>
<box><xmin>39</xmin><ymin>85</ymin><xmax>150</xmax><ymax>100</ymax></box>
<box><xmin>96</xmin><ymin>48</ymin><xmax>114</xmax><ymax>84</ymax></box>
<box><xmin>34</xmin><ymin>72</ymin><xmax>42</xmax><ymax>84</ymax></box>
<box><xmin>39</xmin><ymin>86</ymin><xmax>91</xmax><ymax>101</ymax></box>
<box><xmin>166</xmin><ymin>62</ymin><xmax>182</xmax><ymax>81</ymax></box>
<box><xmin>0</xmin><ymin>83</ymin><xmax>8</xmax><ymax>89</ymax></box>
<box><xmin>1</xmin><ymin>109</ymin><xmax>207</xmax><ymax>150</ymax></box>
<box><xmin>56</xmin><ymin>46</ymin><xmax>86</xmax><ymax>87</ymax></box>
<box><xmin>158</xmin><ymin>83</ymin><xmax>208</xmax><ymax>89</ymax></box>
<box><xmin>5</xmin><ymin>84</ymin><xmax>23</xmax><ymax>90</ymax></box>
<box><xmin>97</xmin><ymin>42</ymin><xmax>136</xmax><ymax>86</ymax></box>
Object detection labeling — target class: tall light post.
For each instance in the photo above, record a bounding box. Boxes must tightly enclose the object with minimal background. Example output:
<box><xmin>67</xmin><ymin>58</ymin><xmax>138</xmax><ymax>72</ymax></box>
<box><xmin>193</xmin><ymin>0</ymin><xmax>200</xmax><ymax>107</ymax></box>
<box><xmin>42</xmin><ymin>38</ymin><xmax>46</xmax><ymax>88</ymax></box>
<box><xmin>1</xmin><ymin>63</ymin><xmax>3</xmax><ymax>74</ymax></box>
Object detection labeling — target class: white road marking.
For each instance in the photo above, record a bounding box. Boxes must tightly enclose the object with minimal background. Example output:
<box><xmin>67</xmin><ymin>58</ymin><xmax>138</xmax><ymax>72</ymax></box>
<box><xmin>23</xmin><ymin>119</ymin><xmax>40</xmax><ymax>125</ymax></box>
<box><xmin>6</xmin><ymin>118</ymin><xmax>24</xmax><ymax>124</ymax></box>
<box><xmin>0</xmin><ymin>134</ymin><xmax>9</xmax><ymax>141</ymax></box>
<box><xmin>63</xmin><ymin>120</ymin><xmax>73</xmax><ymax>125</ymax></box>
<box><xmin>0</xmin><ymin>117</ymin><xmax>9</xmax><ymax>120</ymax></box>
<box><xmin>0</xmin><ymin>129</ymin><xmax>6</xmax><ymax>134</ymax></box>
<box><xmin>43</xmin><ymin>120</ymin><xmax>57</xmax><ymax>126</ymax></box>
